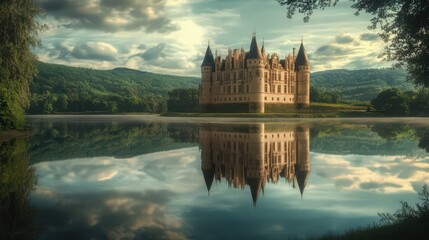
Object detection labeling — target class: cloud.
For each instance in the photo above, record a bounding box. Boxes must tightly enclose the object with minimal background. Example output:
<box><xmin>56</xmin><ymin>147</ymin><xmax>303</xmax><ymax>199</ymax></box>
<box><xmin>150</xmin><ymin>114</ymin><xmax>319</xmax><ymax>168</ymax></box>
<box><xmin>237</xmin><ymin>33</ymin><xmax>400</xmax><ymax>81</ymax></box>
<box><xmin>71</xmin><ymin>42</ymin><xmax>118</xmax><ymax>61</ymax></box>
<box><xmin>47</xmin><ymin>42</ymin><xmax>118</xmax><ymax>61</ymax></box>
<box><xmin>314</xmin><ymin>45</ymin><xmax>351</xmax><ymax>57</ymax></box>
<box><xmin>139</xmin><ymin>43</ymin><xmax>167</xmax><ymax>61</ymax></box>
<box><xmin>37</xmin><ymin>0</ymin><xmax>178</xmax><ymax>33</ymax></box>
<box><xmin>335</xmin><ymin>35</ymin><xmax>354</xmax><ymax>44</ymax></box>
<box><xmin>360</xmin><ymin>33</ymin><xmax>379</xmax><ymax>41</ymax></box>
<box><xmin>360</xmin><ymin>182</ymin><xmax>402</xmax><ymax>190</ymax></box>
<box><xmin>32</xmin><ymin>190</ymin><xmax>188</xmax><ymax>240</ymax></box>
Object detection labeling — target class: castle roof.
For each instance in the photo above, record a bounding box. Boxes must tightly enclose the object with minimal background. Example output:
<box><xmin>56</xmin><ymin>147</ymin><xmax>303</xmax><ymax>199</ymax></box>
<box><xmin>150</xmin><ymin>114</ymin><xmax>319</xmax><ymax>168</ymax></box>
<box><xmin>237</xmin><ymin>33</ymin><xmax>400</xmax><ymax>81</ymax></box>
<box><xmin>201</xmin><ymin>44</ymin><xmax>215</xmax><ymax>69</ymax></box>
<box><xmin>246</xmin><ymin>177</ymin><xmax>263</xmax><ymax>206</ymax></box>
<box><xmin>295</xmin><ymin>42</ymin><xmax>310</xmax><ymax>69</ymax></box>
<box><xmin>202</xmin><ymin>168</ymin><xmax>215</xmax><ymax>193</ymax></box>
<box><xmin>295</xmin><ymin>165</ymin><xmax>309</xmax><ymax>197</ymax></box>
<box><xmin>246</xmin><ymin>35</ymin><xmax>263</xmax><ymax>60</ymax></box>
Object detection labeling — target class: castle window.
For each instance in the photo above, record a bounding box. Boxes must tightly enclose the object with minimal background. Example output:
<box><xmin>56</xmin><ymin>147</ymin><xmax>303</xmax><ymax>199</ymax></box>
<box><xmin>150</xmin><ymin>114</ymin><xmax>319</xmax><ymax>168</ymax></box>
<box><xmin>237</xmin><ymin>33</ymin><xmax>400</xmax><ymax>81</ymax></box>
<box><xmin>284</xmin><ymin>85</ymin><xmax>287</xmax><ymax>93</ymax></box>
<box><xmin>239</xmin><ymin>71</ymin><xmax>243</xmax><ymax>79</ymax></box>
<box><xmin>234</xmin><ymin>97</ymin><xmax>236</xmax><ymax>101</ymax></box>
<box><xmin>265</xmin><ymin>97</ymin><xmax>267</xmax><ymax>100</ymax></box>
<box><xmin>246</xmin><ymin>85</ymin><xmax>249</xmax><ymax>92</ymax></box>
<box><xmin>278</xmin><ymin>73</ymin><xmax>281</xmax><ymax>81</ymax></box>
<box><xmin>277</xmin><ymin>85</ymin><xmax>281</xmax><ymax>93</ymax></box>
<box><xmin>277</xmin><ymin>97</ymin><xmax>280</xmax><ymax>101</ymax></box>
<box><xmin>249</xmin><ymin>71</ymin><xmax>252</xmax><ymax>77</ymax></box>
<box><xmin>227</xmin><ymin>86</ymin><xmax>231</xmax><ymax>93</ymax></box>
<box><xmin>256</xmin><ymin>70</ymin><xmax>260</xmax><ymax>76</ymax></box>
<box><xmin>264</xmin><ymin>72</ymin><xmax>268</xmax><ymax>81</ymax></box>
<box><xmin>264</xmin><ymin>84</ymin><xmax>268</xmax><ymax>92</ymax></box>
<box><xmin>233</xmin><ymin>86</ymin><xmax>236</xmax><ymax>93</ymax></box>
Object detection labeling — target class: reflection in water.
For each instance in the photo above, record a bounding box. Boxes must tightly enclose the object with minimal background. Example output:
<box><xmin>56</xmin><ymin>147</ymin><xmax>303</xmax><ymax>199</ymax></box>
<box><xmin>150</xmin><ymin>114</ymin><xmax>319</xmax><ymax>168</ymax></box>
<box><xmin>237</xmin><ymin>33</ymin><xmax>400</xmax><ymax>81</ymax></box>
<box><xmin>0</xmin><ymin>138</ymin><xmax>37</xmax><ymax>239</ymax></box>
<box><xmin>199</xmin><ymin>124</ymin><xmax>310</xmax><ymax>205</ymax></box>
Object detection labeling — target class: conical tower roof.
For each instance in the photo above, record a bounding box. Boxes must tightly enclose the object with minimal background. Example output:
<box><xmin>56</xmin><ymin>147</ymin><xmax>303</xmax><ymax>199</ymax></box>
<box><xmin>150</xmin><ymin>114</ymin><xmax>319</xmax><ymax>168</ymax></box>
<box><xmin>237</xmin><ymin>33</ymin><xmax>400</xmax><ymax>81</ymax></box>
<box><xmin>295</xmin><ymin>164</ymin><xmax>309</xmax><ymax>197</ymax></box>
<box><xmin>246</xmin><ymin>35</ymin><xmax>263</xmax><ymax>60</ymax></box>
<box><xmin>201</xmin><ymin>44</ymin><xmax>215</xmax><ymax>69</ymax></box>
<box><xmin>247</xmin><ymin>177</ymin><xmax>262</xmax><ymax>206</ymax></box>
<box><xmin>202</xmin><ymin>168</ymin><xmax>215</xmax><ymax>193</ymax></box>
<box><xmin>295</xmin><ymin>42</ymin><xmax>309</xmax><ymax>69</ymax></box>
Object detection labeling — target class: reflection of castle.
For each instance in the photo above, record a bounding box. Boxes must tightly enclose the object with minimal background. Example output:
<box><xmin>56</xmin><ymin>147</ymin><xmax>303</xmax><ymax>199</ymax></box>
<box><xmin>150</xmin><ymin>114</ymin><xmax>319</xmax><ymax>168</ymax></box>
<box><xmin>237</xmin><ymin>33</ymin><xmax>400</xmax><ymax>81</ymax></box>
<box><xmin>199</xmin><ymin>124</ymin><xmax>310</xmax><ymax>205</ymax></box>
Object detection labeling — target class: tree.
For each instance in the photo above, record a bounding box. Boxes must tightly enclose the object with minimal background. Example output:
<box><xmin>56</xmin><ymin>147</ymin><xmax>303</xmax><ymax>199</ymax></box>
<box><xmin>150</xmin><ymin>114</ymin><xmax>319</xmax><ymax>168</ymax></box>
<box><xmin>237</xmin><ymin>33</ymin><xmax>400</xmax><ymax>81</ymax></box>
<box><xmin>0</xmin><ymin>0</ymin><xmax>45</xmax><ymax>130</ymax></box>
<box><xmin>371</xmin><ymin>88</ymin><xmax>410</xmax><ymax>114</ymax></box>
<box><xmin>276</xmin><ymin>0</ymin><xmax>429</xmax><ymax>87</ymax></box>
<box><xmin>167</xmin><ymin>88</ymin><xmax>198</xmax><ymax>112</ymax></box>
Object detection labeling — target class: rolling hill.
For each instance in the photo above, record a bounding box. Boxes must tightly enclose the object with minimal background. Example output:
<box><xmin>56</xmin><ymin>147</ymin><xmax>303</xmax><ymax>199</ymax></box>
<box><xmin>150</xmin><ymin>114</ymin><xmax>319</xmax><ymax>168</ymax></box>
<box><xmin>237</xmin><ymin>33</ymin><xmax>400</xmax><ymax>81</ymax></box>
<box><xmin>311</xmin><ymin>69</ymin><xmax>414</xmax><ymax>101</ymax></box>
<box><xmin>29</xmin><ymin>62</ymin><xmax>414</xmax><ymax>113</ymax></box>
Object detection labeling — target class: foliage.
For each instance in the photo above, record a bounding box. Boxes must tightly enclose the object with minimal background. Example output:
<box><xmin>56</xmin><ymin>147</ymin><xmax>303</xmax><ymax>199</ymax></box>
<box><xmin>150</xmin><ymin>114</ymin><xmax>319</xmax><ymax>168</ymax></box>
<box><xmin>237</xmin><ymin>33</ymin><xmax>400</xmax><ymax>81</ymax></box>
<box><xmin>29</xmin><ymin>62</ymin><xmax>200</xmax><ymax>114</ymax></box>
<box><xmin>167</xmin><ymin>88</ymin><xmax>199</xmax><ymax>112</ymax></box>
<box><xmin>0</xmin><ymin>0</ymin><xmax>45</xmax><ymax>130</ymax></box>
<box><xmin>276</xmin><ymin>0</ymin><xmax>429</xmax><ymax>87</ymax></box>
<box><xmin>0</xmin><ymin>138</ymin><xmax>37</xmax><ymax>238</ymax></box>
<box><xmin>310</xmin><ymin>86</ymin><xmax>341</xmax><ymax>103</ymax></box>
<box><xmin>370</xmin><ymin>88</ymin><xmax>410</xmax><ymax>114</ymax></box>
<box><xmin>311</xmin><ymin>69</ymin><xmax>413</xmax><ymax>101</ymax></box>
<box><xmin>379</xmin><ymin>185</ymin><xmax>429</xmax><ymax>225</ymax></box>
<box><xmin>371</xmin><ymin>88</ymin><xmax>429</xmax><ymax>115</ymax></box>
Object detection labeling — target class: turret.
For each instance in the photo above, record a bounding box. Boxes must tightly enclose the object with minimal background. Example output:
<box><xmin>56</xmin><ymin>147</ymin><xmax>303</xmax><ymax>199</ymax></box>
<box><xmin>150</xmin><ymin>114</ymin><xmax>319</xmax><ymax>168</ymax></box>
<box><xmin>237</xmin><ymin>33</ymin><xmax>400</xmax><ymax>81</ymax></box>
<box><xmin>246</xmin><ymin>34</ymin><xmax>265</xmax><ymax>113</ymax></box>
<box><xmin>200</xmin><ymin>43</ymin><xmax>215</xmax><ymax>112</ymax></box>
<box><xmin>295</xmin><ymin>41</ymin><xmax>310</xmax><ymax>108</ymax></box>
<box><xmin>294</xmin><ymin>125</ymin><xmax>310</xmax><ymax>198</ymax></box>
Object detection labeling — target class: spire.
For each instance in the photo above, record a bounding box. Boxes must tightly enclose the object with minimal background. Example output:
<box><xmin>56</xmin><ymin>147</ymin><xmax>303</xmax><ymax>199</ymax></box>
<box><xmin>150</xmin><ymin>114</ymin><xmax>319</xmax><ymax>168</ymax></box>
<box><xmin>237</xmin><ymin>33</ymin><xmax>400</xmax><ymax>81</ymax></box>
<box><xmin>295</xmin><ymin>164</ymin><xmax>309</xmax><ymax>197</ymax></box>
<box><xmin>247</xmin><ymin>177</ymin><xmax>263</xmax><ymax>206</ymax></box>
<box><xmin>202</xmin><ymin>168</ymin><xmax>215</xmax><ymax>193</ymax></box>
<box><xmin>201</xmin><ymin>43</ymin><xmax>215</xmax><ymax>69</ymax></box>
<box><xmin>295</xmin><ymin>41</ymin><xmax>310</xmax><ymax>69</ymax></box>
<box><xmin>246</xmin><ymin>34</ymin><xmax>263</xmax><ymax>60</ymax></box>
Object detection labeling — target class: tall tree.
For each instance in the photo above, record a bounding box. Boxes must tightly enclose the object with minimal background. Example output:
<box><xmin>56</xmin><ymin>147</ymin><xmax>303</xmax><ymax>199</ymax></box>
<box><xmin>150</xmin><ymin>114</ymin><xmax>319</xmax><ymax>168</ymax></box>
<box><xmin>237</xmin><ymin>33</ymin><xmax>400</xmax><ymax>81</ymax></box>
<box><xmin>0</xmin><ymin>0</ymin><xmax>45</xmax><ymax>130</ymax></box>
<box><xmin>276</xmin><ymin>0</ymin><xmax>429</xmax><ymax>87</ymax></box>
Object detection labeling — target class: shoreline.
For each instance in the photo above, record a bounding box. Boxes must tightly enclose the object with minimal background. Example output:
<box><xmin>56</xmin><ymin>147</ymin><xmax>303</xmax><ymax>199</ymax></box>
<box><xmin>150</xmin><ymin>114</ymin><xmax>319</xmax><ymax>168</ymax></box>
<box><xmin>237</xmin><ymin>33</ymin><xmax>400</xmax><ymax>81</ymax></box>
<box><xmin>25</xmin><ymin>114</ymin><xmax>429</xmax><ymax>125</ymax></box>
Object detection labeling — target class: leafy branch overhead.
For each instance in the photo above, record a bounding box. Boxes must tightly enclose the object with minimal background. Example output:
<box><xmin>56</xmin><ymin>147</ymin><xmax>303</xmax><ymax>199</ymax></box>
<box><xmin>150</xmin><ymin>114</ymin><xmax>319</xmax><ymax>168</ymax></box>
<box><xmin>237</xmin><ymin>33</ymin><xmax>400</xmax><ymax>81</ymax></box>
<box><xmin>276</xmin><ymin>0</ymin><xmax>429</xmax><ymax>87</ymax></box>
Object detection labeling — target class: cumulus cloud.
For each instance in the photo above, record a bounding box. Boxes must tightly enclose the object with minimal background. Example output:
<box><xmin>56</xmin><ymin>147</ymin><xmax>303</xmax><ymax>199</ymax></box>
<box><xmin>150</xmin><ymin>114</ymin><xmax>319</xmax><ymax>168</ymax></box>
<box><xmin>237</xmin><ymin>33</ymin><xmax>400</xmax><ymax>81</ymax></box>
<box><xmin>37</xmin><ymin>0</ymin><xmax>178</xmax><ymax>33</ymax></box>
<box><xmin>72</xmin><ymin>42</ymin><xmax>118</xmax><ymax>61</ymax></box>
<box><xmin>314</xmin><ymin>45</ymin><xmax>352</xmax><ymax>57</ymax></box>
<box><xmin>47</xmin><ymin>41</ymin><xmax>118</xmax><ymax>61</ymax></box>
<box><xmin>335</xmin><ymin>35</ymin><xmax>354</xmax><ymax>44</ymax></box>
<box><xmin>32</xmin><ymin>190</ymin><xmax>187</xmax><ymax>240</ymax></box>
<box><xmin>360</xmin><ymin>33</ymin><xmax>379</xmax><ymax>41</ymax></box>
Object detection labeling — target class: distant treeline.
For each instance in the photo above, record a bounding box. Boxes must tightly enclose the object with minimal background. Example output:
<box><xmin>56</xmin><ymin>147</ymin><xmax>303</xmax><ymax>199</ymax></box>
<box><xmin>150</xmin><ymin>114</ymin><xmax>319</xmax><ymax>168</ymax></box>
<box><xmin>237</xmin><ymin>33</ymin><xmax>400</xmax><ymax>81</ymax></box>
<box><xmin>28</xmin><ymin>62</ymin><xmax>200</xmax><ymax>114</ymax></box>
<box><xmin>371</xmin><ymin>88</ymin><xmax>429</xmax><ymax>115</ymax></box>
<box><xmin>311</xmin><ymin>68</ymin><xmax>414</xmax><ymax>101</ymax></box>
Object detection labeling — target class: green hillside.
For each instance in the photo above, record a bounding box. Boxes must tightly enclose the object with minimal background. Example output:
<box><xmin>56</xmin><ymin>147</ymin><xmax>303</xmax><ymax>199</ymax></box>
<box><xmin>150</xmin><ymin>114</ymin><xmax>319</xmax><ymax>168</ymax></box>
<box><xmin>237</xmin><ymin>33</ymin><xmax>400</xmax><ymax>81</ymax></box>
<box><xmin>311</xmin><ymin>69</ymin><xmax>414</xmax><ymax>101</ymax></box>
<box><xmin>29</xmin><ymin>61</ymin><xmax>200</xmax><ymax>113</ymax></box>
<box><xmin>29</xmin><ymin>62</ymin><xmax>414</xmax><ymax>114</ymax></box>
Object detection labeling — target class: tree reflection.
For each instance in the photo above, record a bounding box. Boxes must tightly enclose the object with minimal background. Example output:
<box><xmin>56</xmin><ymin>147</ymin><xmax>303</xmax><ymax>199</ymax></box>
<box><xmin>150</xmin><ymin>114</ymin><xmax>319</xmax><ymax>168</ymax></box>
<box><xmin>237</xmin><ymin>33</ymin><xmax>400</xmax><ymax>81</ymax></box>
<box><xmin>0</xmin><ymin>138</ymin><xmax>37</xmax><ymax>239</ymax></box>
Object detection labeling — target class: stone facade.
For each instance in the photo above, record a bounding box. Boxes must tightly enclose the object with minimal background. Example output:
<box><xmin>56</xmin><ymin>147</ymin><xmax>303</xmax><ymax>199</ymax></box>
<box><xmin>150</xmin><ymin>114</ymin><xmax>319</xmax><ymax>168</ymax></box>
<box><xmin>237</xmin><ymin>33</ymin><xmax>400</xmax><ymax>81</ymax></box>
<box><xmin>199</xmin><ymin>34</ymin><xmax>310</xmax><ymax>113</ymax></box>
<box><xmin>199</xmin><ymin>123</ymin><xmax>310</xmax><ymax>205</ymax></box>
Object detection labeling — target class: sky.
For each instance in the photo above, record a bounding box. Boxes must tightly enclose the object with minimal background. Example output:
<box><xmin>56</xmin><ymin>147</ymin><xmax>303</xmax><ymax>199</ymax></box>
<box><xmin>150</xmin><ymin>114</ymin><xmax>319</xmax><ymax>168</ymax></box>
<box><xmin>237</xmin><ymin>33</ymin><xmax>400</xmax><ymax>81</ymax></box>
<box><xmin>34</xmin><ymin>0</ymin><xmax>391</xmax><ymax>77</ymax></box>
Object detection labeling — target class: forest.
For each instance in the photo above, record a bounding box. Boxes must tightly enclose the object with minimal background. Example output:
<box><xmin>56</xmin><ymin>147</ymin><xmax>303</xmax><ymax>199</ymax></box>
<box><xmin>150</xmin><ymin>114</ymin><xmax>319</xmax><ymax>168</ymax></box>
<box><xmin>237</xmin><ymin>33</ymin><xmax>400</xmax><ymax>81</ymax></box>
<box><xmin>28</xmin><ymin>62</ymin><xmax>417</xmax><ymax>114</ymax></box>
<box><xmin>28</xmin><ymin>61</ymin><xmax>200</xmax><ymax>114</ymax></box>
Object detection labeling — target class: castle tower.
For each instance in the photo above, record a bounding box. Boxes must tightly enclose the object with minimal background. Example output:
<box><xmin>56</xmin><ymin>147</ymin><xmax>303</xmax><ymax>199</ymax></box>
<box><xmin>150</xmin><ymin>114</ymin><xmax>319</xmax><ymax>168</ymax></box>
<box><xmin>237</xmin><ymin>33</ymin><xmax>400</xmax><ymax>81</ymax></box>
<box><xmin>246</xmin><ymin>123</ymin><xmax>266</xmax><ymax>205</ymax></box>
<box><xmin>246</xmin><ymin>34</ymin><xmax>265</xmax><ymax>113</ymax></box>
<box><xmin>200</xmin><ymin>43</ymin><xmax>215</xmax><ymax>112</ymax></box>
<box><xmin>294</xmin><ymin>126</ymin><xmax>310</xmax><ymax>197</ymax></box>
<box><xmin>199</xmin><ymin>125</ymin><xmax>215</xmax><ymax>193</ymax></box>
<box><xmin>295</xmin><ymin>41</ymin><xmax>310</xmax><ymax>108</ymax></box>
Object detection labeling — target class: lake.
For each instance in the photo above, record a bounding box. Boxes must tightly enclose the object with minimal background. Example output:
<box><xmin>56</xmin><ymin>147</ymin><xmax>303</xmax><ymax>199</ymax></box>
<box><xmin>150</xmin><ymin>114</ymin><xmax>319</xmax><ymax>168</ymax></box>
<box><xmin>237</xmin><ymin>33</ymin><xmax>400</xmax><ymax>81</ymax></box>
<box><xmin>1</xmin><ymin>115</ymin><xmax>428</xmax><ymax>239</ymax></box>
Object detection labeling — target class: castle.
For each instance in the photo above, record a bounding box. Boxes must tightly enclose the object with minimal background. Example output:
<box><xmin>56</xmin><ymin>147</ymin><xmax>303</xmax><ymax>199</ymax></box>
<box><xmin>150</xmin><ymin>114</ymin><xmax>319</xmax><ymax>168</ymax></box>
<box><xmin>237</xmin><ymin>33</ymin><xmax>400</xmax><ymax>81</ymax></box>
<box><xmin>199</xmin><ymin>123</ymin><xmax>310</xmax><ymax>205</ymax></box>
<box><xmin>199</xmin><ymin>34</ymin><xmax>310</xmax><ymax>113</ymax></box>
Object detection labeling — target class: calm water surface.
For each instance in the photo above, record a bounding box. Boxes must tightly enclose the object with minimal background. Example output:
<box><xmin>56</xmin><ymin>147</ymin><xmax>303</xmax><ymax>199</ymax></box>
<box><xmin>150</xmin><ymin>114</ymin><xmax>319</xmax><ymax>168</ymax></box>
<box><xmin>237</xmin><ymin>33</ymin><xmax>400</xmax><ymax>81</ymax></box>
<box><xmin>1</xmin><ymin>116</ymin><xmax>429</xmax><ymax>239</ymax></box>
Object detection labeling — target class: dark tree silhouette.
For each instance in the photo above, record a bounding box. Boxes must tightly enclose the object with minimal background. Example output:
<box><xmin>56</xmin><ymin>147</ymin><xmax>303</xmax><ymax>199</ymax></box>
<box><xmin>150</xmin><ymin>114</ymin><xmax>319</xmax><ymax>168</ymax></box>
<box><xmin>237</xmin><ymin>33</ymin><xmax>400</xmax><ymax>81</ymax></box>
<box><xmin>276</xmin><ymin>0</ymin><xmax>429</xmax><ymax>87</ymax></box>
